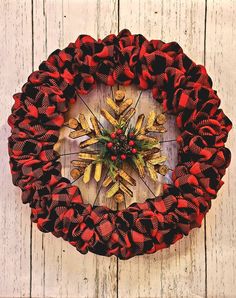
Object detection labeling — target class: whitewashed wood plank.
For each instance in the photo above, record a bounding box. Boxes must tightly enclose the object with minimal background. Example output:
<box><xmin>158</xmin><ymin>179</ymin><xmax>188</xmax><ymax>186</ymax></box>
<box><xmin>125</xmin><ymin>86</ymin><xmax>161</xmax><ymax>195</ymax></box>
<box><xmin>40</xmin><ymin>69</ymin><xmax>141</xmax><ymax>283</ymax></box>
<box><xmin>118</xmin><ymin>1</ymin><xmax>206</xmax><ymax>297</ymax></box>
<box><xmin>61</xmin><ymin>2</ymin><xmax>118</xmax><ymax>297</ymax></box>
<box><xmin>30</xmin><ymin>1</ymin><xmax>65</xmax><ymax>297</ymax></box>
<box><xmin>31</xmin><ymin>1</ymin><xmax>118</xmax><ymax>297</ymax></box>
<box><xmin>0</xmin><ymin>1</ymin><xmax>32</xmax><ymax>297</ymax></box>
<box><xmin>205</xmin><ymin>1</ymin><xmax>236</xmax><ymax>297</ymax></box>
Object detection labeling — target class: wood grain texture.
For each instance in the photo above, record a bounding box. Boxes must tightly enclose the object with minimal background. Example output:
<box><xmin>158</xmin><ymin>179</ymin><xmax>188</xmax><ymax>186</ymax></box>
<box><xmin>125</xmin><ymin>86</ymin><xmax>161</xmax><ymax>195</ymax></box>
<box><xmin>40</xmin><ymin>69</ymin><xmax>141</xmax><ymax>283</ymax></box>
<box><xmin>0</xmin><ymin>1</ymin><xmax>32</xmax><ymax>297</ymax></box>
<box><xmin>205</xmin><ymin>1</ymin><xmax>236</xmax><ymax>297</ymax></box>
<box><xmin>118</xmin><ymin>1</ymin><xmax>206</xmax><ymax>298</ymax></box>
<box><xmin>0</xmin><ymin>0</ymin><xmax>235</xmax><ymax>297</ymax></box>
<box><xmin>31</xmin><ymin>1</ymin><xmax>118</xmax><ymax>298</ymax></box>
<box><xmin>31</xmin><ymin>1</ymin><xmax>65</xmax><ymax>297</ymax></box>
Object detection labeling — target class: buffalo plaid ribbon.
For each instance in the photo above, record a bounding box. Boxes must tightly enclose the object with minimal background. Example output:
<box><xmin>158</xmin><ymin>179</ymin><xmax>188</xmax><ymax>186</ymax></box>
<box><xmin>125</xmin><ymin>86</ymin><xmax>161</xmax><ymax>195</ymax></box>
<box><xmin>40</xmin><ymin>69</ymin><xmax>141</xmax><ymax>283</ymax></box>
<box><xmin>8</xmin><ymin>29</ymin><xmax>232</xmax><ymax>259</ymax></box>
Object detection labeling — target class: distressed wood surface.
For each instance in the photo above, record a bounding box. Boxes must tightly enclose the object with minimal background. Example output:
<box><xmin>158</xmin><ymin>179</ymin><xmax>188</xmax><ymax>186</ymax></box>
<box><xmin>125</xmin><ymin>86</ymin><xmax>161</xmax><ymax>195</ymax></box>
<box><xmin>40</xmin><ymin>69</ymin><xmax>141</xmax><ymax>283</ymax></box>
<box><xmin>205</xmin><ymin>1</ymin><xmax>236</xmax><ymax>297</ymax></box>
<box><xmin>118</xmin><ymin>1</ymin><xmax>206</xmax><ymax>297</ymax></box>
<box><xmin>31</xmin><ymin>1</ymin><xmax>118</xmax><ymax>298</ymax></box>
<box><xmin>0</xmin><ymin>1</ymin><xmax>32</xmax><ymax>297</ymax></box>
<box><xmin>0</xmin><ymin>0</ymin><xmax>235</xmax><ymax>297</ymax></box>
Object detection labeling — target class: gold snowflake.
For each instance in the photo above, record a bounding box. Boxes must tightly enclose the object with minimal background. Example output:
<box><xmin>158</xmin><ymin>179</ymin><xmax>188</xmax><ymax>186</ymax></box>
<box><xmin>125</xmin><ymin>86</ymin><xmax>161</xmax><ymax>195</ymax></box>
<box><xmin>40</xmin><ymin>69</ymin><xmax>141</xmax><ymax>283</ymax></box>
<box><xmin>66</xmin><ymin>90</ymin><xmax>169</xmax><ymax>203</ymax></box>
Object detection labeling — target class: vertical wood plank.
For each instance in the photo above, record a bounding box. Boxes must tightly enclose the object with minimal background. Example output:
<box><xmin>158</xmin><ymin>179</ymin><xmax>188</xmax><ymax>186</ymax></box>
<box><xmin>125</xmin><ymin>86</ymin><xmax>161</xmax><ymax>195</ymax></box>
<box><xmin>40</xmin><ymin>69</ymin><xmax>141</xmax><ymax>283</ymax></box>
<box><xmin>31</xmin><ymin>1</ymin><xmax>118</xmax><ymax>297</ymax></box>
<box><xmin>205</xmin><ymin>1</ymin><xmax>236</xmax><ymax>297</ymax></box>
<box><xmin>118</xmin><ymin>1</ymin><xmax>207</xmax><ymax>297</ymax></box>
<box><xmin>0</xmin><ymin>1</ymin><xmax>32</xmax><ymax>297</ymax></box>
<box><xmin>31</xmin><ymin>1</ymin><xmax>65</xmax><ymax>297</ymax></box>
<box><xmin>62</xmin><ymin>2</ymin><xmax>118</xmax><ymax>297</ymax></box>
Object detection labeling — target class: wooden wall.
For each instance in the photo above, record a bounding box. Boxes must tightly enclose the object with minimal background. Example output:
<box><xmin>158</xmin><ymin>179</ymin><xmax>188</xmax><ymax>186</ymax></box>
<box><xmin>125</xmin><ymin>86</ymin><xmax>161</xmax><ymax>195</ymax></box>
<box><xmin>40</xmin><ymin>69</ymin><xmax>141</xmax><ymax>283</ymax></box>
<box><xmin>0</xmin><ymin>0</ymin><xmax>235</xmax><ymax>297</ymax></box>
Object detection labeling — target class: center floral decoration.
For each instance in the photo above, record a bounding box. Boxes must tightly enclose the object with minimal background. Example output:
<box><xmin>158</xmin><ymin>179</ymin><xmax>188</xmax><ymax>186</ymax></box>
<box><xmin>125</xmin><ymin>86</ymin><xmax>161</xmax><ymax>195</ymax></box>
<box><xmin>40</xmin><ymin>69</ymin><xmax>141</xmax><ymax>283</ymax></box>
<box><xmin>66</xmin><ymin>90</ymin><xmax>169</xmax><ymax>203</ymax></box>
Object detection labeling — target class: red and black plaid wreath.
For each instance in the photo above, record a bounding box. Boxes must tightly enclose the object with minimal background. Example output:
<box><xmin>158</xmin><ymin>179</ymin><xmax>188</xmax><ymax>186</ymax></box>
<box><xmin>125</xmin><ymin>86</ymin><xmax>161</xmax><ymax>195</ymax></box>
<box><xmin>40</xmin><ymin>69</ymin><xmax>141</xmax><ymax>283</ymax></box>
<box><xmin>8</xmin><ymin>29</ymin><xmax>232</xmax><ymax>259</ymax></box>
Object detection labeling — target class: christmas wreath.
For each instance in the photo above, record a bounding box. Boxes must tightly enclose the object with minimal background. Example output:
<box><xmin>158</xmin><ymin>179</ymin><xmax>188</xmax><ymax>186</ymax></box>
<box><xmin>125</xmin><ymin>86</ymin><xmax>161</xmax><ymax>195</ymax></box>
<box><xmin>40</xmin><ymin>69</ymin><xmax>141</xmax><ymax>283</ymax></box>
<box><xmin>8</xmin><ymin>29</ymin><xmax>232</xmax><ymax>259</ymax></box>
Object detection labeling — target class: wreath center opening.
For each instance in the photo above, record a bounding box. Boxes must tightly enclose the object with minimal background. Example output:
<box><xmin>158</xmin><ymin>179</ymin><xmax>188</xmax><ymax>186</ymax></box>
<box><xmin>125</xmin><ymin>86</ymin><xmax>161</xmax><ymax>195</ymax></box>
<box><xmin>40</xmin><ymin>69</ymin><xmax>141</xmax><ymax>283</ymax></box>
<box><xmin>65</xmin><ymin>89</ymin><xmax>170</xmax><ymax>204</ymax></box>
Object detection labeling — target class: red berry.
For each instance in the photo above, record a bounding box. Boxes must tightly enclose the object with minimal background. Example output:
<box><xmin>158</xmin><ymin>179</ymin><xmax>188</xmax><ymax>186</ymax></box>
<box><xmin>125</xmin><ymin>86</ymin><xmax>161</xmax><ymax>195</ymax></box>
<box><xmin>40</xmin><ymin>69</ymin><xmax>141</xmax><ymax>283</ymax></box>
<box><xmin>129</xmin><ymin>140</ymin><xmax>135</xmax><ymax>146</ymax></box>
<box><xmin>131</xmin><ymin>148</ymin><xmax>137</xmax><ymax>154</ymax></box>
<box><xmin>111</xmin><ymin>155</ymin><xmax>117</xmax><ymax>161</ymax></box>
<box><xmin>120</xmin><ymin>154</ymin><xmax>127</xmax><ymax>160</ymax></box>
<box><xmin>116</xmin><ymin>129</ymin><xmax>123</xmax><ymax>135</ymax></box>
<box><xmin>110</xmin><ymin>132</ymin><xmax>116</xmax><ymax>139</ymax></box>
<box><xmin>129</xmin><ymin>132</ymin><xmax>135</xmax><ymax>138</ymax></box>
<box><xmin>106</xmin><ymin>142</ymin><xmax>113</xmax><ymax>149</ymax></box>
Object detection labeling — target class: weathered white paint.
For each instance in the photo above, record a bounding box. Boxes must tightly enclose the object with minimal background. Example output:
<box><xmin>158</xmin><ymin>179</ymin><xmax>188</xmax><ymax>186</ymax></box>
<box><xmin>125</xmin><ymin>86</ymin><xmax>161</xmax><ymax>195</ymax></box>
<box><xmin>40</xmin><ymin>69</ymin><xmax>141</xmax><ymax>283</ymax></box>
<box><xmin>118</xmin><ymin>1</ymin><xmax>206</xmax><ymax>297</ymax></box>
<box><xmin>205</xmin><ymin>1</ymin><xmax>236</xmax><ymax>297</ymax></box>
<box><xmin>31</xmin><ymin>1</ymin><xmax>118</xmax><ymax>298</ymax></box>
<box><xmin>0</xmin><ymin>0</ymin><xmax>235</xmax><ymax>297</ymax></box>
<box><xmin>0</xmin><ymin>1</ymin><xmax>32</xmax><ymax>297</ymax></box>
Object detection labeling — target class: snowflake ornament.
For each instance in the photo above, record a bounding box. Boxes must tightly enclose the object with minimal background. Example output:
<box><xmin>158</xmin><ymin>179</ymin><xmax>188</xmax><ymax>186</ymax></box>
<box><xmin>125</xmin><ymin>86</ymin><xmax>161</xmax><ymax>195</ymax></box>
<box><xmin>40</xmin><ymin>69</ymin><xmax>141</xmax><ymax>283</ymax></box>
<box><xmin>67</xmin><ymin>90</ymin><xmax>169</xmax><ymax>203</ymax></box>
